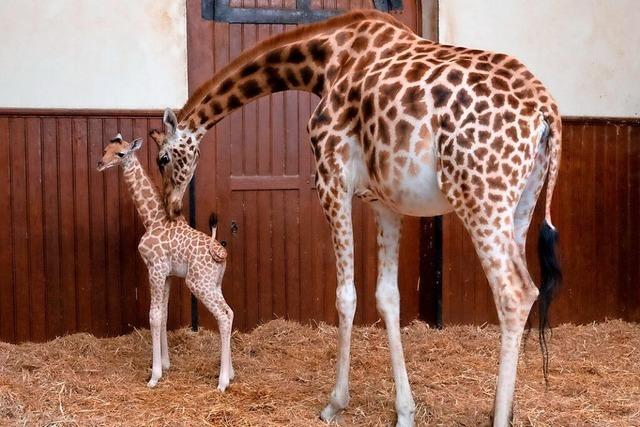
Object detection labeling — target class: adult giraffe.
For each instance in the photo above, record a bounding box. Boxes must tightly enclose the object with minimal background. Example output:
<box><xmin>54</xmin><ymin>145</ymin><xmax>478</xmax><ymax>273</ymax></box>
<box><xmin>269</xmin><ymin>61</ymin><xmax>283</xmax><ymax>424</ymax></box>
<box><xmin>151</xmin><ymin>9</ymin><xmax>562</xmax><ymax>426</ymax></box>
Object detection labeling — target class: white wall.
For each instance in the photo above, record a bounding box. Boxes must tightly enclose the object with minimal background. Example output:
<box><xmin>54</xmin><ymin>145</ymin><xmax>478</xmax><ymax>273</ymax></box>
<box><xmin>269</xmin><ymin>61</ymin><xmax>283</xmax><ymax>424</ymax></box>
<box><xmin>0</xmin><ymin>0</ymin><xmax>187</xmax><ymax>109</ymax></box>
<box><xmin>438</xmin><ymin>0</ymin><xmax>640</xmax><ymax>118</ymax></box>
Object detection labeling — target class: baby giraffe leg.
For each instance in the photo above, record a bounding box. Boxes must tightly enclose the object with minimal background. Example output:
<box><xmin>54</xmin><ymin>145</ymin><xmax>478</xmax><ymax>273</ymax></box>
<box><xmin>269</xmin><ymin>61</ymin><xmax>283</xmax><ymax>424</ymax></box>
<box><xmin>147</xmin><ymin>268</ymin><xmax>168</xmax><ymax>388</ymax></box>
<box><xmin>188</xmin><ymin>267</ymin><xmax>233</xmax><ymax>392</ymax></box>
<box><xmin>161</xmin><ymin>278</ymin><xmax>171</xmax><ymax>371</ymax></box>
<box><xmin>212</xmin><ymin>291</ymin><xmax>233</xmax><ymax>392</ymax></box>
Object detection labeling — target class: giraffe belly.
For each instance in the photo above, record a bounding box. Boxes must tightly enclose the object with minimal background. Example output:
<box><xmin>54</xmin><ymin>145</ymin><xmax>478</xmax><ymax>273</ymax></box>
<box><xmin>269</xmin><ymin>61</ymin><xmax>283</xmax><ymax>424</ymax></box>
<box><xmin>171</xmin><ymin>261</ymin><xmax>188</xmax><ymax>278</ymax></box>
<box><xmin>373</xmin><ymin>154</ymin><xmax>453</xmax><ymax>217</ymax></box>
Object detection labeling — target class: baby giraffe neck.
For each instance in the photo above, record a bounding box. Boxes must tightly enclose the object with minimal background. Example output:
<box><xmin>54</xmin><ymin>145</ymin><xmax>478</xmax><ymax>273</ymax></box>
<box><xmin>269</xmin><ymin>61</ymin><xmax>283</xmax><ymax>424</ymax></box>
<box><xmin>121</xmin><ymin>155</ymin><xmax>166</xmax><ymax>229</ymax></box>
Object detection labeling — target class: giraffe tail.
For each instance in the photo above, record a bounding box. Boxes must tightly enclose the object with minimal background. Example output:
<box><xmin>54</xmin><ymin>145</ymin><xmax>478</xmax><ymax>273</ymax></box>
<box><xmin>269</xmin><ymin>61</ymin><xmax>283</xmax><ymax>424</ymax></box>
<box><xmin>209</xmin><ymin>213</ymin><xmax>218</xmax><ymax>240</ymax></box>
<box><xmin>537</xmin><ymin>117</ymin><xmax>562</xmax><ymax>384</ymax></box>
<box><xmin>208</xmin><ymin>213</ymin><xmax>228</xmax><ymax>262</ymax></box>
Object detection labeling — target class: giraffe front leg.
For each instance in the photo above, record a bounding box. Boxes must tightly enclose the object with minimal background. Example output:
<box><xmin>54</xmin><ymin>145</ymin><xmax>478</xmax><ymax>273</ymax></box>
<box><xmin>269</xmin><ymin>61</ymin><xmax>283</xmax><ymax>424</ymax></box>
<box><xmin>372</xmin><ymin>204</ymin><xmax>415</xmax><ymax>427</ymax></box>
<box><xmin>161</xmin><ymin>278</ymin><xmax>171</xmax><ymax>371</ymax></box>
<box><xmin>147</xmin><ymin>271</ymin><xmax>167</xmax><ymax>388</ymax></box>
<box><xmin>320</xmin><ymin>196</ymin><xmax>356</xmax><ymax>422</ymax></box>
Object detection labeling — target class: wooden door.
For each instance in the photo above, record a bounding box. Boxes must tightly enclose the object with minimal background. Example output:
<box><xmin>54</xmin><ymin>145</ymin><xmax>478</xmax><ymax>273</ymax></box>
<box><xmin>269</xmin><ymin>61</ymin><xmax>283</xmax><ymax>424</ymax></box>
<box><xmin>185</xmin><ymin>0</ymin><xmax>424</xmax><ymax>330</ymax></box>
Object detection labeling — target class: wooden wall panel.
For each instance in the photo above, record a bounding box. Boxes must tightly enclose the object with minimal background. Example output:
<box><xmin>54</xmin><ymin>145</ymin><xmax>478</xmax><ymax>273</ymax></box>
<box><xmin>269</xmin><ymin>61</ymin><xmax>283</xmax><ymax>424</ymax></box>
<box><xmin>0</xmin><ymin>118</ymin><xmax>15</xmax><ymax>342</ymax></box>
<box><xmin>2</xmin><ymin>13</ymin><xmax>638</xmax><ymax>343</ymax></box>
<box><xmin>442</xmin><ymin>119</ymin><xmax>640</xmax><ymax>326</ymax></box>
<box><xmin>0</xmin><ymin>111</ymin><xmax>190</xmax><ymax>343</ymax></box>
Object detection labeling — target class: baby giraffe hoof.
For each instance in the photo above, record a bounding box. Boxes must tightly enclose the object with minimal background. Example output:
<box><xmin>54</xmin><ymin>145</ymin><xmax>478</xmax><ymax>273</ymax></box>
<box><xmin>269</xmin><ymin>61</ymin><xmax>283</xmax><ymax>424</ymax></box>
<box><xmin>162</xmin><ymin>360</ymin><xmax>171</xmax><ymax>371</ymax></box>
<box><xmin>320</xmin><ymin>392</ymin><xmax>348</xmax><ymax>422</ymax></box>
<box><xmin>320</xmin><ymin>404</ymin><xmax>342</xmax><ymax>422</ymax></box>
<box><xmin>489</xmin><ymin>405</ymin><xmax>514</xmax><ymax>427</ymax></box>
<box><xmin>217</xmin><ymin>380</ymin><xmax>229</xmax><ymax>393</ymax></box>
<box><xmin>147</xmin><ymin>378</ymin><xmax>159</xmax><ymax>388</ymax></box>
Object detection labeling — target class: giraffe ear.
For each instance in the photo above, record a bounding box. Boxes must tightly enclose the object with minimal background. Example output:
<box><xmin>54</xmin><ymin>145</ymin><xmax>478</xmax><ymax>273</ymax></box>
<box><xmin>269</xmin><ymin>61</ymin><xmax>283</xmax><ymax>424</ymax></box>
<box><xmin>149</xmin><ymin>129</ymin><xmax>165</xmax><ymax>147</ymax></box>
<box><xmin>110</xmin><ymin>133</ymin><xmax>123</xmax><ymax>143</ymax></box>
<box><xmin>163</xmin><ymin>108</ymin><xmax>178</xmax><ymax>135</ymax></box>
<box><xmin>130</xmin><ymin>138</ymin><xmax>143</xmax><ymax>152</ymax></box>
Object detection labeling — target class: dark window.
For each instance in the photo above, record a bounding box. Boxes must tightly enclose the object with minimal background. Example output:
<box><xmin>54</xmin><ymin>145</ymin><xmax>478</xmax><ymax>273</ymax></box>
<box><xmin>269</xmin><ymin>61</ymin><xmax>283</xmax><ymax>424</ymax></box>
<box><xmin>202</xmin><ymin>0</ymin><xmax>403</xmax><ymax>24</ymax></box>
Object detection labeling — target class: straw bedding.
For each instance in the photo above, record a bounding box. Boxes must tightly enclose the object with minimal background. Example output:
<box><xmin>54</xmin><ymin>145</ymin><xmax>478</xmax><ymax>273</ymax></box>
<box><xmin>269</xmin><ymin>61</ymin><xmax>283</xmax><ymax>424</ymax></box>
<box><xmin>1</xmin><ymin>319</ymin><xmax>638</xmax><ymax>426</ymax></box>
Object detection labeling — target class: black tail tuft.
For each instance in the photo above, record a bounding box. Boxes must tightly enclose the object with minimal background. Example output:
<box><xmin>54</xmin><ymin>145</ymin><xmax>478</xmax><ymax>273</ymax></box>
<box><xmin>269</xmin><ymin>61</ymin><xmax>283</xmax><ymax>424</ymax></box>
<box><xmin>209</xmin><ymin>213</ymin><xmax>218</xmax><ymax>230</ymax></box>
<box><xmin>538</xmin><ymin>219</ymin><xmax>562</xmax><ymax>384</ymax></box>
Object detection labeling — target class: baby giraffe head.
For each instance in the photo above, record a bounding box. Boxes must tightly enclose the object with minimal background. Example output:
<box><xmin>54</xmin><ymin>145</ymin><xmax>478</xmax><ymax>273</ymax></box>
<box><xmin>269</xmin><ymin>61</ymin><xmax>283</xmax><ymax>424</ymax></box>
<box><xmin>96</xmin><ymin>133</ymin><xmax>143</xmax><ymax>171</ymax></box>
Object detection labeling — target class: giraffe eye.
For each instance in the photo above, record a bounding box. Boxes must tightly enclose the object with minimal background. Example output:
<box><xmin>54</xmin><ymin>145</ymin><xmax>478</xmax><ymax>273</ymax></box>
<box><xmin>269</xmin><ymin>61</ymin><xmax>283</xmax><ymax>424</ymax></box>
<box><xmin>116</xmin><ymin>152</ymin><xmax>125</xmax><ymax>158</ymax></box>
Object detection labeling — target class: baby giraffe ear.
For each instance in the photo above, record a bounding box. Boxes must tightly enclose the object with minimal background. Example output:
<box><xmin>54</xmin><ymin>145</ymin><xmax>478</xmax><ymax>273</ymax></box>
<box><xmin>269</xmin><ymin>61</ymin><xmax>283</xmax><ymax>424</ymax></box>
<box><xmin>149</xmin><ymin>129</ymin><xmax>165</xmax><ymax>147</ymax></box>
<box><xmin>130</xmin><ymin>137</ymin><xmax>143</xmax><ymax>152</ymax></box>
<box><xmin>110</xmin><ymin>133</ymin><xmax>124</xmax><ymax>143</ymax></box>
<box><xmin>163</xmin><ymin>108</ymin><xmax>178</xmax><ymax>135</ymax></box>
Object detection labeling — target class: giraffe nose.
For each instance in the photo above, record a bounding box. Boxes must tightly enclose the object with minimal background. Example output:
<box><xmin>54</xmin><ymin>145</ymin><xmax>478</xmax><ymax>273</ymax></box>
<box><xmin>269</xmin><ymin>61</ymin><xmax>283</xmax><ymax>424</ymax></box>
<box><xmin>96</xmin><ymin>160</ymin><xmax>104</xmax><ymax>170</ymax></box>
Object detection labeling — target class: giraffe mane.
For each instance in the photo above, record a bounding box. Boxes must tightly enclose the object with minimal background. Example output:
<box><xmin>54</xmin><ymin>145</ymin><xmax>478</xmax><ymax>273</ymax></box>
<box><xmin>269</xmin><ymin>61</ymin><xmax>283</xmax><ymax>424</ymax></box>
<box><xmin>177</xmin><ymin>9</ymin><xmax>408</xmax><ymax>122</ymax></box>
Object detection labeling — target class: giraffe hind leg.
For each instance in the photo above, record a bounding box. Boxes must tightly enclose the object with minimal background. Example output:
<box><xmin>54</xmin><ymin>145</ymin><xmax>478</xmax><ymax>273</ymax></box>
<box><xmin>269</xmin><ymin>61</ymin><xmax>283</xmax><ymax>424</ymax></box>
<box><xmin>473</xmin><ymin>225</ymin><xmax>538</xmax><ymax>427</ymax></box>
<box><xmin>161</xmin><ymin>278</ymin><xmax>171</xmax><ymax>371</ymax></box>
<box><xmin>437</xmin><ymin>131</ymin><xmax>540</xmax><ymax>426</ymax></box>
<box><xmin>513</xmin><ymin>125</ymin><xmax>551</xmax><ymax>258</ymax></box>
<box><xmin>147</xmin><ymin>266</ymin><xmax>170</xmax><ymax>388</ymax></box>
<box><xmin>187</xmin><ymin>264</ymin><xmax>233</xmax><ymax>392</ymax></box>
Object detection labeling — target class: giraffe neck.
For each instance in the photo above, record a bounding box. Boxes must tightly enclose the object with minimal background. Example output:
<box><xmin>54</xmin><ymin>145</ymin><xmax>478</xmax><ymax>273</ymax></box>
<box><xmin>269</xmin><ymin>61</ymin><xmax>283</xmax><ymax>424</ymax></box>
<box><xmin>121</xmin><ymin>155</ymin><xmax>166</xmax><ymax>229</ymax></box>
<box><xmin>176</xmin><ymin>10</ymin><xmax>406</xmax><ymax>136</ymax></box>
<box><xmin>178</xmin><ymin>41</ymin><xmax>330</xmax><ymax>136</ymax></box>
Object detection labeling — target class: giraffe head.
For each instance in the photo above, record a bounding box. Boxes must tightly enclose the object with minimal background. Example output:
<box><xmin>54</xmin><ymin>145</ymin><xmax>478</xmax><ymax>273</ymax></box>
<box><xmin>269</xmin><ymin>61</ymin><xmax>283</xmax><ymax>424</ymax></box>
<box><xmin>150</xmin><ymin>108</ymin><xmax>200</xmax><ymax>219</ymax></box>
<box><xmin>96</xmin><ymin>134</ymin><xmax>143</xmax><ymax>171</ymax></box>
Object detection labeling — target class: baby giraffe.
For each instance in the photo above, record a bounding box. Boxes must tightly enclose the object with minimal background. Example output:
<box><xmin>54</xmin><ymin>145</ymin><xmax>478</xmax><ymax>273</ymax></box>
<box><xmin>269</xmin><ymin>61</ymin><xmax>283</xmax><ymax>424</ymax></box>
<box><xmin>97</xmin><ymin>134</ymin><xmax>234</xmax><ymax>391</ymax></box>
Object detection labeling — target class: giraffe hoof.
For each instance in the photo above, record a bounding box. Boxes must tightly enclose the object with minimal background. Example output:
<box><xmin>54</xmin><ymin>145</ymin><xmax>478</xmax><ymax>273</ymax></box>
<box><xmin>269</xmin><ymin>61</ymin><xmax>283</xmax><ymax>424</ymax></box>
<box><xmin>489</xmin><ymin>406</ymin><xmax>514</xmax><ymax>427</ymax></box>
<box><xmin>320</xmin><ymin>404</ymin><xmax>341</xmax><ymax>422</ymax></box>
<box><xmin>147</xmin><ymin>378</ymin><xmax>159</xmax><ymax>388</ymax></box>
<box><xmin>395</xmin><ymin>406</ymin><xmax>416</xmax><ymax>426</ymax></box>
<box><xmin>217</xmin><ymin>379</ymin><xmax>229</xmax><ymax>392</ymax></box>
<box><xmin>162</xmin><ymin>360</ymin><xmax>171</xmax><ymax>371</ymax></box>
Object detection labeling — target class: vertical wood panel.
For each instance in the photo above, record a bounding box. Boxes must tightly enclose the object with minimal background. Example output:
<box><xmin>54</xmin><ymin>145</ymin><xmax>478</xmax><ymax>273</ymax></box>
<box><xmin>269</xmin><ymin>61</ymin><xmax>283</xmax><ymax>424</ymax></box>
<box><xmin>298</xmin><ymin>93</ymin><xmax>314</xmax><ymax>324</ymax></box>
<box><xmin>73</xmin><ymin>118</ymin><xmax>93</xmax><ymax>332</ymax></box>
<box><xmin>624</xmin><ymin>125</ymin><xmax>640</xmax><ymax>321</ymax></box>
<box><xmin>10</xmin><ymin>118</ymin><xmax>31</xmax><ymax>342</ymax></box>
<box><xmin>442</xmin><ymin>120</ymin><xmax>640</xmax><ymax>325</ymax></box>
<box><xmin>25</xmin><ymin>118</ymin><xmax>46</xmax><ymax>342</ymax></box>
<box><xmin>88</xmin><ymin>118</ymin><xmax>108</xmax><ymax>336</ymax></box>
<box><xmin>42</xmin><ymin>118</ymin><xmax>62</xmax><ymax>339</ymax></box>
<box><xmin>57</xmin><ymin>118</ymin><xmax>78</xmax><ymax>335</ymax></box>
<box><xmin>0</xmin><ymin>118</ymin><xmax>15</xmax><ymax>342</ymax></box>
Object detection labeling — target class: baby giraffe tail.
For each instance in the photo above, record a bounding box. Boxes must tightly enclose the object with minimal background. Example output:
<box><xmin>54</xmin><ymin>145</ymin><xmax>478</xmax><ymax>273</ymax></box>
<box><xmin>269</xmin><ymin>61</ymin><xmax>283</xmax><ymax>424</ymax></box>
<box><xmin>208</xmin><ymin>213</ymin><xmax>227</xmax><ymax>262</ymax></box>
<box><xmin>209</xmin><ymin>213</ymin><xmax>218</xmax><ymax>240</ymax></box>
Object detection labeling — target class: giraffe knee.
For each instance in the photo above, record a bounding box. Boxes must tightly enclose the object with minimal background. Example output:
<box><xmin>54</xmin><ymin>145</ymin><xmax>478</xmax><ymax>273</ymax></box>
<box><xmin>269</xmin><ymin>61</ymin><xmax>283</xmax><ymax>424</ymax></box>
<box><xmin>221</xmin><ymin>304</ymin><xmax>234</xmax><ymax>327</ymax></box>
<box><xmin>335</xmin><ymin>284</ymin><xmax>356</xmax><ymax>318</ymax></box>
<box><xmin>375</xmin><ymin>284</ymin><xmax>399</xmax><ymax>317</ymax></box>
<box><xmin>149</xmin><ymin>309</ymin><xmax>162</xmax><ymax>329</ymax></box>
